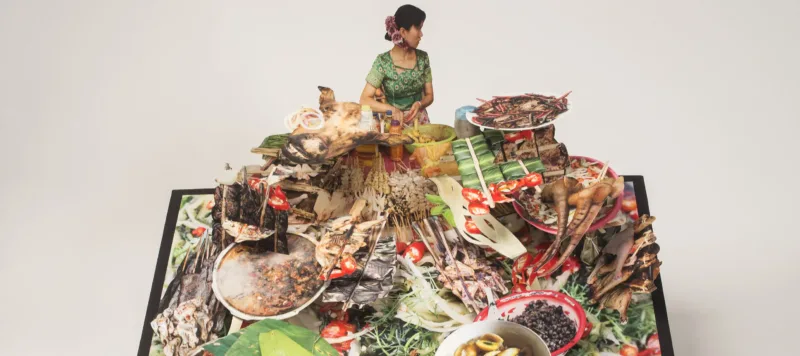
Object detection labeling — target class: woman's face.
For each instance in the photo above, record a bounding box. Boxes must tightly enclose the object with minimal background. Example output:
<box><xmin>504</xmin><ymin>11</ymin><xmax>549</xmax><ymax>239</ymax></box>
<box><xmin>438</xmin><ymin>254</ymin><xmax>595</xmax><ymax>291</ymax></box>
<box><xmin>401</xmin><ymin>22</ymin><xmax>424</xmax><ymax>49</ymax></box>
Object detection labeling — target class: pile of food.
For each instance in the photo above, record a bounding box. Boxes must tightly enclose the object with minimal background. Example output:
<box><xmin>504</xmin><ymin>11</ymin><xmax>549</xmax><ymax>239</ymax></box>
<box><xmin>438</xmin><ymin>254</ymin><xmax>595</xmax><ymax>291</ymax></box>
<box><xmin>145</xmin><ymin>87</ymin><xmax>665</xmax><ymax>356</ymax></box>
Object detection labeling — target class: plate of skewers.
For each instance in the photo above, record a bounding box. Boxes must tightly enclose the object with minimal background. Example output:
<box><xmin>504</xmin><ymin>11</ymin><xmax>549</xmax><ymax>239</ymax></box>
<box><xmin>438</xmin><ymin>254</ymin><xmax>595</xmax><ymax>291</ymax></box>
<box><xmin>513</xmin><ymin>156</ymin><xmax>623</xmax><ymax>234</ymax></box>
<box><xmin>466</xmin><ymin>92</ymin><xmax>571</xmax><ymax>131</ymax></box>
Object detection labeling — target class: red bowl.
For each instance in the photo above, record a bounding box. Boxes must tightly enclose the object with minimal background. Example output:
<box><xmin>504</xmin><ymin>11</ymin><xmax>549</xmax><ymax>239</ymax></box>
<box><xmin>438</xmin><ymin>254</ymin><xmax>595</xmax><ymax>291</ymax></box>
<box><xmin>475</xmin><ymin>290</ymin><xmax>587</xmax><ymax>356</ymax></box>
<box><xmin>513</xmin><ymin>156</ymin><xmax>622</xmax><ymax>234</ymax></box>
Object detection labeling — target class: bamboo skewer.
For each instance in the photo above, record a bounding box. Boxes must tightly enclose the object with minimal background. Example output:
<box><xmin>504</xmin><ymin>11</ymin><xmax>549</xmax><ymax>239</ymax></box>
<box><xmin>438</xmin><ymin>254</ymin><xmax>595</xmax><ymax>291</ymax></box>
<box><xmin>465</xmin><ymin>137</ymin><xmax>494</xmax><ymax>207</ymax></box>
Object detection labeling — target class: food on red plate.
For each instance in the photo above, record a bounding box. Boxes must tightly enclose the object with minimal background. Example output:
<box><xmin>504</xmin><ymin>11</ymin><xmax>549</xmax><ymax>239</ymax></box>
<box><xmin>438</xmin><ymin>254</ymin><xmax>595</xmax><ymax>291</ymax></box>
<box><xmin>510</xmin><ymin>300</ymin><xmax>577</xmax><ymax>352</ymax></box>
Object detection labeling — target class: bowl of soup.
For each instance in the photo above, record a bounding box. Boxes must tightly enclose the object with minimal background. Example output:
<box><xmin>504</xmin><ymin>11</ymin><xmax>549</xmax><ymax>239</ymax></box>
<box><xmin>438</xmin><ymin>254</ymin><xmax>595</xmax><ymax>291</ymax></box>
<box><xmin>435</xmin><ymin>320</ymin><xmax>550</xmax><ymax>356</ymax></box>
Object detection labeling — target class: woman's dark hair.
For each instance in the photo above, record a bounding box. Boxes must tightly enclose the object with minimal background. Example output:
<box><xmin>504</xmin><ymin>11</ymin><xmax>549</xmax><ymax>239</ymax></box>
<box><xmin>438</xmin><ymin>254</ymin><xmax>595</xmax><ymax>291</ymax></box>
<box><xmin>385</xmin><ymin>5</ymin><xmax>426</xmax><ymax>41</ymax></box>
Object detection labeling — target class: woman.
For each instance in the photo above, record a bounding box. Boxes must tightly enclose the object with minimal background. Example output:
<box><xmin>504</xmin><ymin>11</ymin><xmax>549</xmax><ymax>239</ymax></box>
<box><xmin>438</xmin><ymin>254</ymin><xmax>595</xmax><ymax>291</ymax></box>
<box><xmin>360</xmin><ymin>5</ymin><xmax>434</xmax><ymax>127</ymax></box>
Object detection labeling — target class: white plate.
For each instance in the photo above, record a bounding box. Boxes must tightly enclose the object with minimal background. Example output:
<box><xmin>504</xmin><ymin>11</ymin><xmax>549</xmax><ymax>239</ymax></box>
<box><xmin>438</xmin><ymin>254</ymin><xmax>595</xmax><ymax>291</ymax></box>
<box><xmin>211</xmin><ymin>241</ymin><xmax>329</xmax><ymax>321</ymax></box>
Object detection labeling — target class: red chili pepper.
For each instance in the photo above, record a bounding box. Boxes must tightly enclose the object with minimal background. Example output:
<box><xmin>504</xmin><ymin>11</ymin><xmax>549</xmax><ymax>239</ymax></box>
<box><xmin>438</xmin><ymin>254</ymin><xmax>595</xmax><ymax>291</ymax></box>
<box><xmin>339</xmin><ymin>255</ymin><xmax>357</xmax><ymax>276</ymax></box>
<box><xmin>190</xmin><ymin>227</ymin><xmax>206</xmax><ymax>237</ymax></box>
<box><xmin>396</xmin><ymin>241</ymin><xmax>408</xmax><ymax>254</ymax></box>
<box><xmin>504</xmin><ymin>132</ymin><xmax>524</xmax><ymax>142</ymax></box>
<box><xmin>521</xmin><ymin>172</ymin><xmax>543</xmax><ymax>188</ymax></box>
<box><xmin>267</xmin><ymin>186</ymin><xmax>290</xmax><ymax>210</ymax></box>
<box><xmin>498</xmin><ymin>179</ymin><xmax>522</xmax><ymax>194</ymax></box>
<box><xmin>464</xmin><ymin>218</ymin><xmax>481</xmax><ymax>234</ymax></box>
<box><xmin>403</xmin><ymin>242</ymin><xmax>426</xmax><ymax>263</ymax></box>
<box><xmin>468</xmin><ymin>202</ymin><xmax>491</xmax><ymax>215</ymax></box>
<box><xmin>320</xmin><ymin>270</ymin><xmax>346</xmax><ymax>280</ymax></box>
<box><xmin>461</xmin><ymin>188</ymin><xmax>485</xmax><ymax>203</ymax></box>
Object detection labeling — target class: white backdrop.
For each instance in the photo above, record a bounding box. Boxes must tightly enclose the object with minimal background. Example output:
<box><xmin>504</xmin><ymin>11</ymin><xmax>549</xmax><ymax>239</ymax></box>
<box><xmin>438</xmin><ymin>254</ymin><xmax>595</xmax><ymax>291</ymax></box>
<box><xmin>1</xmin><ymin>0</ymin><xmax>799</xmax><ymax>355</ymax></box>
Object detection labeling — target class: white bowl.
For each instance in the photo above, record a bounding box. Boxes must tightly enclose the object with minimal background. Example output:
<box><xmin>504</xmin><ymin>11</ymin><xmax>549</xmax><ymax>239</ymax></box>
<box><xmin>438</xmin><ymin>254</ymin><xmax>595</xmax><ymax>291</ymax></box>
<box><xmin>435</xmin><ymin>320</ymin><xmax>551</xmax><ymax>356</ymax></box>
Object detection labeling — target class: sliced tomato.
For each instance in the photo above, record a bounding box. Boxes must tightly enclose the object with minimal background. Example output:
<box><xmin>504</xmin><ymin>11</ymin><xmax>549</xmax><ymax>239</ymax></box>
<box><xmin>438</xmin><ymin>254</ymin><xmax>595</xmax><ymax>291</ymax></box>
<box><xmin>468</xmin><ymin>202</ymin><xmax>491</xmax><ymax>215</ymax></box>
<box><xmin>461</xmin><ymin>188</ymin><xmax>485</xmax><ymax>203</ymax></box>
<box><xmin>498</xmin><ymin>180</ymin><xmax>522</xmax><ymax>194</ymax></box>
<box><xmin>521</xmin><ymin>172</ymin><xmax>543</xmax><ymax>188</ymax></box>
<box><xmin>622</xmin><ymin>199</ymin><xmax>638</xmax><ymax>213</ymax></box>
<box><xmin>190</xmin><ymin>227</ymin><xmax>206</xmax><ymax>237</ymax></box>
<box><xmin>205</xmin><ymin>200</ymin><xmax>215</xmax><ymax>209</ymax></box>
<box><xmin>403</xmin><ymin>242</ymin><xmax>426</xmax><ymax>263</ymax></box>
<box><xmin>267</xmin><ymin>186</ymin><xmax>290</xmax><ymax>210</ymax></box>
<box><xmin>562</xmin><ymin>256</ymin><xmax>581</xmax><ymax>274</ymax></box>
<box><xmin>620</xmin><ymin>344</ymin><xmax>639</xmax><ymax>356</ymax></box>
<box><xmin>339</xmin><ymin>255</ymin><xmax>357</xmax><ymax>275</ymax></box>
<box><xmin>646</xmin><ymin>334</ymin><xmax>661</xmax><ymax>353</ymax></box>
<box><xmin>488</xmin><ymin>183</ymin><xmax>513</xmax><ymax>203</ymax></box>
<box><xmin>464</xmin><ymin>218</ymin><xmax>481</xmax><ymax>234</ymax></box>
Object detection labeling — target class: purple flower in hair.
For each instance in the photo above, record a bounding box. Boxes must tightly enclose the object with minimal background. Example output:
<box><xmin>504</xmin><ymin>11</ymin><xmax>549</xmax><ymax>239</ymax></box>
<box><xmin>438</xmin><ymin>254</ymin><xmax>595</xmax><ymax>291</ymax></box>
<box><xmin>391</xmin><ymin>32</ymin><xmax>403</xmax><ymax>44</ymax></box>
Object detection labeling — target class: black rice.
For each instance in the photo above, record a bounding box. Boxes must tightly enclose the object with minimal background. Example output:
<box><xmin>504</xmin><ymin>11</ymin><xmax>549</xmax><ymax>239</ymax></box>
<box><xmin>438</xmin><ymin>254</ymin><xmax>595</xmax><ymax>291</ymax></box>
<box><xmin>510</xmin><ymin>300</ymin><xmax>577</xmax><ymax>351</ymax></box>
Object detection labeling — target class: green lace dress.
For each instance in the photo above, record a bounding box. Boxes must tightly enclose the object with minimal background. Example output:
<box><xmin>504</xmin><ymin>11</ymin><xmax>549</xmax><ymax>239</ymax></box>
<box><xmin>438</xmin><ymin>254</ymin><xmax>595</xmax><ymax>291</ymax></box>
<box><xmin>366</xmin><ymin>49</ymin><xmax>432</xmax><ymax>124</ymax></box>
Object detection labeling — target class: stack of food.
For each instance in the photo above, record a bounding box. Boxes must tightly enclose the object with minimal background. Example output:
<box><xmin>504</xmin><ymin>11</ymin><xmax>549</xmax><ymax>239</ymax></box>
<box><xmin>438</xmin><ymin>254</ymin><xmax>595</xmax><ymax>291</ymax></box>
<box><xmin>145</xmin><ymin>87</ymin><xmax>665</xmax><ymax>356</ymax></box>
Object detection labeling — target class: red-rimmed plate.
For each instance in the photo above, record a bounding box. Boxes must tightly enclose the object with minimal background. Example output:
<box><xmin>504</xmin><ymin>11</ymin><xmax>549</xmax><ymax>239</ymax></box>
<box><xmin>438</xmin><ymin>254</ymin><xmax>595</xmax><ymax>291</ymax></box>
<box><xmin>475</xmin><ymin>290</ymin><xmax>587</xmax><ymax>356</ymax></box>
<box><xmin>513</xmin><ymin>156</ymin><xmax>622</xmax><ymax>234</ymax></box>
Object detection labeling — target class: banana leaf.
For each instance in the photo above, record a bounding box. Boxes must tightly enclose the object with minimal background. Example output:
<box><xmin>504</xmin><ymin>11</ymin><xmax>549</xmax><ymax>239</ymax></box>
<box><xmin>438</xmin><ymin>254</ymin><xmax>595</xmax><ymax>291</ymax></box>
<box><xmin>202</xmin><ymin>319</ymin><xmax>338</xmax><ymax>356</ymax></box>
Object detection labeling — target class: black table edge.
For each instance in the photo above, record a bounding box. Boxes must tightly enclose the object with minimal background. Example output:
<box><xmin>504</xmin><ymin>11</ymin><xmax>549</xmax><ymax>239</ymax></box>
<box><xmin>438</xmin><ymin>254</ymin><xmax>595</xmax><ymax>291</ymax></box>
<box><xmin>137</xmin><ymin>178</ymin><xmax>674</xmax><ymax>356</ymax></box>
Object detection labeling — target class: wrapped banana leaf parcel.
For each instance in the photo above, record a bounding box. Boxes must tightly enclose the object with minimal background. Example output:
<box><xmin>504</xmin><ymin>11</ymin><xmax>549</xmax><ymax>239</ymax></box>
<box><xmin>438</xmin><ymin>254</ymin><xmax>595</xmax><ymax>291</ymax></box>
<box><xmin>322</xmin><ymin>229</ymin><xmax>397</xmax><ymax>306</ymax></box>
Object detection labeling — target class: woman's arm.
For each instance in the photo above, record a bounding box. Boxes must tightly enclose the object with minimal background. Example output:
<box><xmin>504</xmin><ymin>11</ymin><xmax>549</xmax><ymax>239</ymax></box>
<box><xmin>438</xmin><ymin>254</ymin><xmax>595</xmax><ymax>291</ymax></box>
<box><xmin>420</xmin><ymin>82</ymin><xmax>434</xmax><ymax>109</ymax></box>
<box><xmin>359</xmin><ymin>83</ymin><xmax>400</xmax><ymax>113</ymax></box>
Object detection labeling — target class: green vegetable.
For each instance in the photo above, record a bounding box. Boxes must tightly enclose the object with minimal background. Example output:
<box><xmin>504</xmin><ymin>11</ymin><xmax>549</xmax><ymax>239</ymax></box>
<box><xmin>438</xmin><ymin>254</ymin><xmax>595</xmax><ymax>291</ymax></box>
<box><xmin>425</xmin><ymin>194</ymin><xmax>445</xmax><ymax>205</ymax></box>
<box><xmin>260</xmin><ymin>331</ymin><xmax>312</xmax><ymax>356</ymax></box>
<box><xmin>430</xmin><ymin>205</ymin><xmax>446</xmax><ymax>216</ymax></box>
<box><xmin>442</xmin><ymin>209</ymin><xmax>456</xmax><ymax>228</ymax></box>
<box><xmin>561</xmin><ymin>275</ymin><xmax>658</xmax><ymax>354</ymax></box>
<box><xmin>203</xmin><ymin>319</ymin><xmax>338</xmax><ymax>356</ymax></box>
<box><xmin>259</xmin><ymin>134</ymin><xmax>290</xmax><ymax>149</ymax></box>
<box><xmin>499</xmin><ymin>158</ymin><xmax>546</xmax><ymax>180</ymax></box>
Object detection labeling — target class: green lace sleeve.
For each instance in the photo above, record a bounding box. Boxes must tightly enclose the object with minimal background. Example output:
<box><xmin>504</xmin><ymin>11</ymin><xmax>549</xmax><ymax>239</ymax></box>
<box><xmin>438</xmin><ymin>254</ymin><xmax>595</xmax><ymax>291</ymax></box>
<box><xmin>423</xmin><ymin>52</ymin><xmax>432</xmax><ymax>83</ymax></box>
<box><xmin>366</xmin><ymin>56</ymin><xmax>385</xmax><ymax>88</ymax></box>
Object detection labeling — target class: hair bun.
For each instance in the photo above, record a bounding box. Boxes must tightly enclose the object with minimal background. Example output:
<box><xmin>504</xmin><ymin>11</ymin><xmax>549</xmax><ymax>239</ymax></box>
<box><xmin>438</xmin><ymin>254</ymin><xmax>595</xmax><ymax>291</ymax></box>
<box><xmin>384</xmin><ymin>33</ymin><xmax>391</xmax><ymax>41</ymax></box>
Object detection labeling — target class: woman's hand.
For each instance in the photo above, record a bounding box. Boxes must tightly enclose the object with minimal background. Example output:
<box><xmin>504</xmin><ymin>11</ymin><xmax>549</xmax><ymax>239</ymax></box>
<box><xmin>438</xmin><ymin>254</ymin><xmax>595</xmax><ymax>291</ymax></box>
<box><xmin>404</xmin><ymin>101</ymin><xmax>422</xmax><ymax>123</ymax></box>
